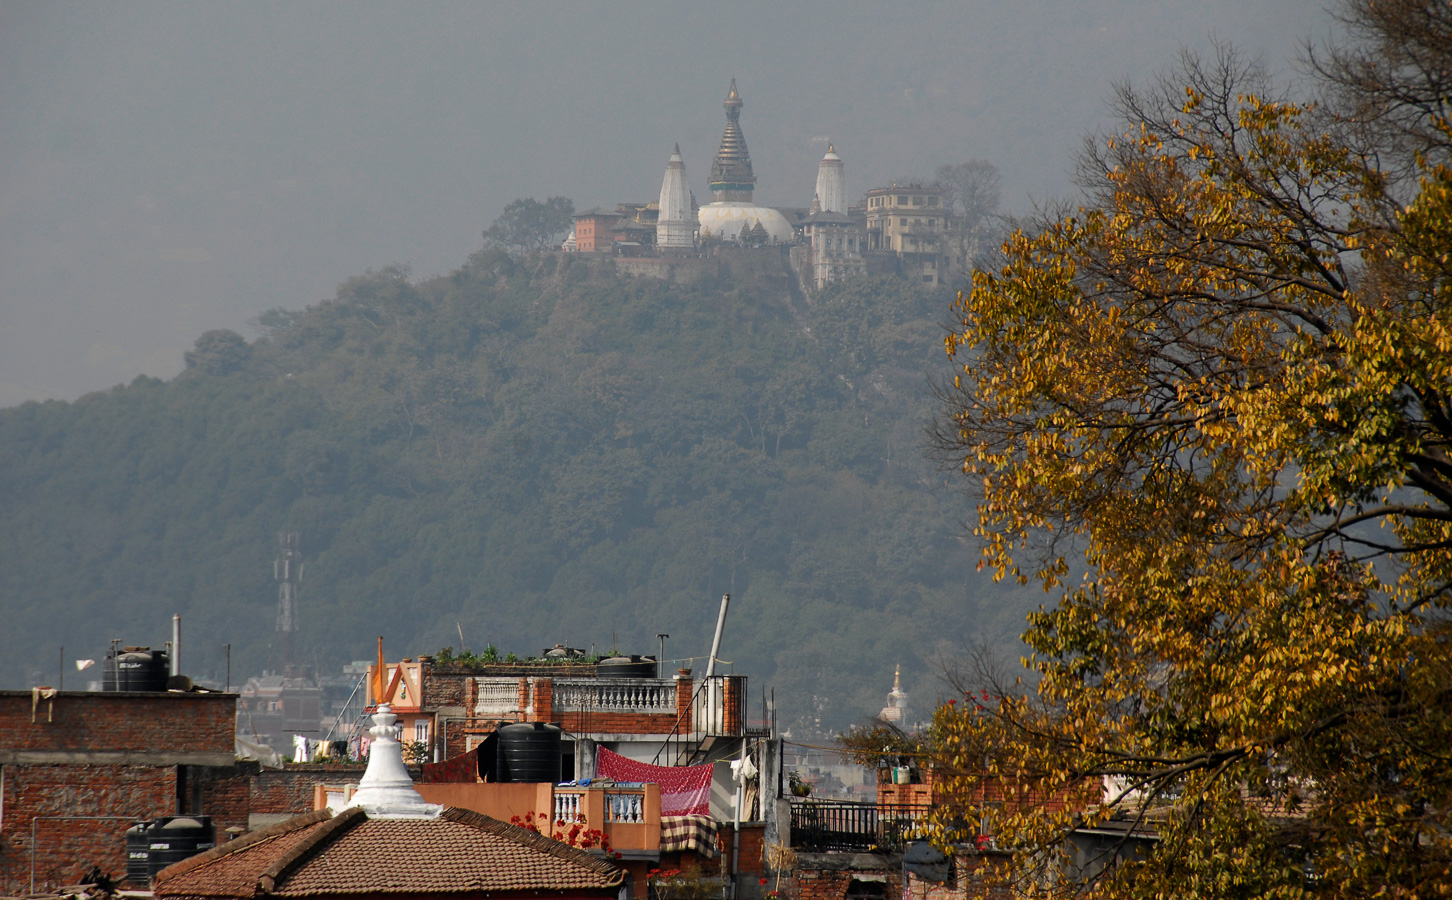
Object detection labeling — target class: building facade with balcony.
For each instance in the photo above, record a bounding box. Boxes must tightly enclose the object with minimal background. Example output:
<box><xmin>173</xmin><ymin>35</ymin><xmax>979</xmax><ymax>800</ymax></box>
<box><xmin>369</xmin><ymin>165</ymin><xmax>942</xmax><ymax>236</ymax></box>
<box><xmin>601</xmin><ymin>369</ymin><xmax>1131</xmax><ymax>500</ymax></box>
<box><xmin>347</xmin><ymin>657</ymin><xmax>770</xmax><ymax>897</ymax></box>
<box><xmin>863</xmin><ymin>185</ymin><xmax>949</xmax><ymax>287</ymax></box>
<box><xmin>366</xmin><ymin>657</ymin><xmax>756</xmax><ymax>799</ymax></box>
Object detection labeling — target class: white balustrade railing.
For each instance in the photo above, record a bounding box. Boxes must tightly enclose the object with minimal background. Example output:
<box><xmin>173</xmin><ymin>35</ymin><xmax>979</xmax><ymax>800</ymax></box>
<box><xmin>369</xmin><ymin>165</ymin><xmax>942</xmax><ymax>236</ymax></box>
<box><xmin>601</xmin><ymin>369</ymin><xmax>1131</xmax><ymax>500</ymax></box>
<box><xmin>473</xmin><ymin>677</ymin><xmax>523</xmax><ymax>717</ymax></box>
<box><xmin>553</xmin><ymin>678</ymin><xmax>675</xmax><ymax>713</ymax></box>
<box><xmin>605</xmin><ymin>790</ymin><xmax>646</xmax><ymax>824</ymax></box>
<box><xmin>554</xmin><ymin>790</ymin><xmax>582</xmax><ymax>823</ymax></box>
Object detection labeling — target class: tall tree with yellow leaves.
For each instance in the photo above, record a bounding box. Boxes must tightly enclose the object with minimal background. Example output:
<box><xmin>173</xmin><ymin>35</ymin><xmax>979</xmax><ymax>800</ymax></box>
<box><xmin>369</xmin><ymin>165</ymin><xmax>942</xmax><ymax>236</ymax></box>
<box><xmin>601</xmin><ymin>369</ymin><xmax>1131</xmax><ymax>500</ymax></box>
<box><xmin>931</xmin><ymin>2</ymin><xmax>1452</xmax><ymax>896</ymax></box>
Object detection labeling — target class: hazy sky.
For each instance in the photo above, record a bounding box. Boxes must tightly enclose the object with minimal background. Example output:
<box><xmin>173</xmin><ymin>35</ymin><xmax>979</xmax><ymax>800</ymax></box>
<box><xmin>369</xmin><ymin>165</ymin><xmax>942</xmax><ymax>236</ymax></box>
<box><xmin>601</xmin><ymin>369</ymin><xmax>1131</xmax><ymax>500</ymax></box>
<box><xmin>0</xmin><ymin>1</ymin><xmax>1334</xmax><ymax>406</ymax></box>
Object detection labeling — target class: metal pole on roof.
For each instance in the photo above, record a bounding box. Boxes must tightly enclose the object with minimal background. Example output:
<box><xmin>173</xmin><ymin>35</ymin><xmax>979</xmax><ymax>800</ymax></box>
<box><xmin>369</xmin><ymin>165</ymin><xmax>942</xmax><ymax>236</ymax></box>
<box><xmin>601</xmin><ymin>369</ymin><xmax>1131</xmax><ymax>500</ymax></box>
<box><xmin>704</xmin><ymin>594</ymin><xmax>730</xmax><ymax>679</ymax></box>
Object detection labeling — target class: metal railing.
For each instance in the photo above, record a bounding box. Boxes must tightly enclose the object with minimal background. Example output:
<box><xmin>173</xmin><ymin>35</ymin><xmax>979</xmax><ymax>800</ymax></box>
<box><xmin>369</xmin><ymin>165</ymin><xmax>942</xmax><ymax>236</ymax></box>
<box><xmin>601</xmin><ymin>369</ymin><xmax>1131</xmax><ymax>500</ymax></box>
<box><xmin>649</xmin><ymin>674</ymin><xmax>747</xmax><ymax>766</ymax></box>
<box><xmin>788</xmin><ymin>799</ymin><xmax>935</xmax><ymax>852</ymax></box>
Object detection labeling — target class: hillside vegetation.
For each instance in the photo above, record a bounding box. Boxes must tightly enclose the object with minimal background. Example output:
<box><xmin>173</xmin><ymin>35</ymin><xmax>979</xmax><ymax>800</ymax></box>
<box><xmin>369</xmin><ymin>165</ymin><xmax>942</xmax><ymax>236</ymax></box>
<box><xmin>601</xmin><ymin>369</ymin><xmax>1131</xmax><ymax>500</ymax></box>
<box><xmin>0</xmin><ymin>249</ymin><xmax>1033</xmax><ymax>733</ymax></box>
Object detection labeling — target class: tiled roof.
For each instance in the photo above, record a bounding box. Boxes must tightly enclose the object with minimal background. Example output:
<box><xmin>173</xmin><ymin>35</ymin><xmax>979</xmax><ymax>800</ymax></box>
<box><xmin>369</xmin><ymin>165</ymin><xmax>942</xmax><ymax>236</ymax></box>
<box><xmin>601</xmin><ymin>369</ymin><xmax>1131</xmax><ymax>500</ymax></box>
<box><xmin>153</xmin><ymin>808</ymin><xmax>623</xmax><ymax>900</ymax></box>
<box><xmin>154</xmin><ymin>811</ymin><xmax>333</xmax><ymax>899</ymax></box>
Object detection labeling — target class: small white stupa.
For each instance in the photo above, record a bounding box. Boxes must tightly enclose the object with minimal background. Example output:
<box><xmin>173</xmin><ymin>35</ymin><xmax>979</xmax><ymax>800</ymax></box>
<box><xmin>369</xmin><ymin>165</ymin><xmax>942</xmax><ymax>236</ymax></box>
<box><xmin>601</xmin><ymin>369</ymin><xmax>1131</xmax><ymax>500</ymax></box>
<box><xmin>342</xmin><ymin>704</ymin><xmax>443</xmax><ymax>819</ymax></box>
<box><xmin>879</xmin><ymin>665</ymin><xmax>909</xmax><ymax>725</ymax></box>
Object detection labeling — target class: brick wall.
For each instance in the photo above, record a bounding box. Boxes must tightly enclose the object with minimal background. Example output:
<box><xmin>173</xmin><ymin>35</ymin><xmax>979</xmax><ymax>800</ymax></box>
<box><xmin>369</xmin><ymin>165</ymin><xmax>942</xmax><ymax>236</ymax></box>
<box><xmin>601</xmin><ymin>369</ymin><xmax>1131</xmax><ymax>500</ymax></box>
<box><xmin>0</xmin><ymin>692</ymin><xmax>234</xmax><ymax>759</ymax></box>
<box><xmin>722</xmin><ymin>678</ymin><xmax>742</xmax><ymax>736</ymax></box>
<box><xmin>194</xmin><ymin>765</ymin><xmax>253</xmax><ymax>838</ymax></box>
<box><xmin>557</xmin><ymin>712</ymin><xmax>680</xmax><ymax>735</ymax></box>
<box><xmin>717</xmin><ymin>823</ymin><xmax>766</xmax><ymax>876</ymax></box>
<box><xmin>250</xmin><ymin>765</ymin><xmax>368</xmax><ymax>816</ymax></box>
<box><xmin>530</xmin><ymin>679</ymin><xmax>552</xmax><ymax>723</ymax></box>
<box><xmin>675</xmin><ymin>673</ymin><xmax>693</xmax><ymax>734</ymax></box>
<box><xmin>0</xmin><ymin>763</ymin><xmax>175</xmax><ymax>894</ymax></box>
<box><xmin>0</xmin><ymin>691</ymin><xmax>238</xmax><ymax>895</ymax></box>
<box><xmin>904</xmin><ymin>853</ymin><xmax>1013</xmax><ymax>900</ymax></box>
<box><xmin>422</xmin><ymin>666</ymin><xmax>466</xmax><ymax>710</ymax></box>
<box><xmin>795</xmin><ymin>866</ymin><xmax>901</xmax><ymax>900</ymax></box>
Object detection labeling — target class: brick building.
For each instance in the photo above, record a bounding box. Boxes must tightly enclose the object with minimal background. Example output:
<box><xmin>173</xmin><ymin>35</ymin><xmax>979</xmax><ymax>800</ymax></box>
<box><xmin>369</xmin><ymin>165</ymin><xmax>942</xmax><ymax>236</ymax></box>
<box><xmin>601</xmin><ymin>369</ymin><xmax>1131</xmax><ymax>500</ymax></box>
<box><xmin>569</xmin><ymin>209</ymin><xmax>624</xmax><ymax>252</ymax></box>
<box><xmin>370</xmin><ymin>656</ymin><xmax>754</xmax><ymax>787</ymax></box>
<box><xmin>0</xmin><ymin>690</ymin><xmax>245</xmax><ymax>894</ymax></box>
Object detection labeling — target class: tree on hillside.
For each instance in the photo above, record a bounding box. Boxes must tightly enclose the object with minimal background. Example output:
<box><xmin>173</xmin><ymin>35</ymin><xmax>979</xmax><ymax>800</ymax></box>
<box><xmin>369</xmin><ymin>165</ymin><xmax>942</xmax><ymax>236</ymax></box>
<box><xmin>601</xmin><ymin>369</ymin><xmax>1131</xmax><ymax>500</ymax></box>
<box><xmin>935</xmin><ymin>161</ymin><xmax>1003</xmax><ymax>285</ymax></box>
<box><xmin>184</xmin><ymin>329</ymin><xmax>251</xmax><ymax>375</ymax></box>
<box><xmin>482</xmin><ymin>196</ymin><xmax>575</xmax><ymax>254</ymax></box>
<box><xmin>931</xmin><ymin>2</ymin><xmax>1452</xmax><ymax>896</ymax></box>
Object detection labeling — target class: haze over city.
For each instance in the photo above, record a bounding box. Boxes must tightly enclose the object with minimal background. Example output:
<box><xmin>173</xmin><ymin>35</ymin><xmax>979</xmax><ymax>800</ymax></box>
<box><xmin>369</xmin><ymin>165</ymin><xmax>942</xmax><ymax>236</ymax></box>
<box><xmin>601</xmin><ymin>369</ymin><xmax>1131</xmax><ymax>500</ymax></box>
<box><xmin>1</xmin><ymin>0</ymin><xmax>1333</xmax><ymax>407</ymax></box>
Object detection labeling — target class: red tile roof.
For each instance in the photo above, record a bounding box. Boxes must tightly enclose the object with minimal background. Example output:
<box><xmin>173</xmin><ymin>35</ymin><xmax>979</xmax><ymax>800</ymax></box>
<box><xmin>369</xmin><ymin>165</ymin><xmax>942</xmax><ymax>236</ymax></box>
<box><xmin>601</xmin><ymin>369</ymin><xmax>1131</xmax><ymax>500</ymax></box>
<box><xmin>153</xmin><ymin>808</ymin><xmax>623</xmax><ymax>900</ymax></box>
<box><xmin>155</xmin><ymin>811</ymin><xmax>333</xmax><ymax>899</ymax></box>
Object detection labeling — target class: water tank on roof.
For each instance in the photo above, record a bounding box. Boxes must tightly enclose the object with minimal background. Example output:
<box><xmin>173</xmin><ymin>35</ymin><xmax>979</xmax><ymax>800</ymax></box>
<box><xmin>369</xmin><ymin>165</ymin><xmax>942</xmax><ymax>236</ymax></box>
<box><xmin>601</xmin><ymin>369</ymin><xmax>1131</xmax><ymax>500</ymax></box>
<box><xmin>597</xmin><ymin>655</ymin><xmax>656</xmax><ymax>679</ymax></box>
<box><xmin>496</xmin><ymin>723</ymin><xmax>562</xmax><ymax>784</ymax></box>
<box><xmin>146</xmin><ymin>816</ymin><xmax>214</xmax><ymax>879</ymax></box>
<box><xmin>125</xmin><ymin>822</ymin><xmax>153</xmax><ymax>885</ymax></box>
<box><xmin>103</xmin><ymin>647</ymin><xmax>170</xmax><ymax>692</ymax></box>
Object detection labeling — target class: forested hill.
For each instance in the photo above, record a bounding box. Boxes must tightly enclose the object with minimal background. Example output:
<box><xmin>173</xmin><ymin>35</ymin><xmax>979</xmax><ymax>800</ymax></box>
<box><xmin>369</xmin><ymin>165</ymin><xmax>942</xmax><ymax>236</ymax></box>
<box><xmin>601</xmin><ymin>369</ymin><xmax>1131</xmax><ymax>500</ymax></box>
<box><xmin>0</xmin><ymin>249</ymin><xmax>1035</xmax><ymax>734</ymax></box>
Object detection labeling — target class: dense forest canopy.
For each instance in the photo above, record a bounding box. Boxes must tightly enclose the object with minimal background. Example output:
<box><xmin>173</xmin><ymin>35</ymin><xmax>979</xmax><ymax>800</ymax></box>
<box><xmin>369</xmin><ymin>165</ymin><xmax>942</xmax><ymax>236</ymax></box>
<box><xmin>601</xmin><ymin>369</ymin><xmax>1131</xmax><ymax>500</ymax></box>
<box><xmin>0</xmin><ymin>248</ymin><xmax>1034</xmax><ymax>734</ymax></box>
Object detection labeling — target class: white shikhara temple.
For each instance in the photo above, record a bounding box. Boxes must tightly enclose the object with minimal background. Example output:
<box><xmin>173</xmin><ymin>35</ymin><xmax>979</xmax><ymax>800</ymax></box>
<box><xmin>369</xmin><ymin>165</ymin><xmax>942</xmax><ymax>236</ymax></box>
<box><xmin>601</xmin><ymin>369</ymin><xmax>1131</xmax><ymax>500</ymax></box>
<box><xmin>655</xmin><ymin>144</ymin><xmax>694</xmax><ymax>250</ymax></box>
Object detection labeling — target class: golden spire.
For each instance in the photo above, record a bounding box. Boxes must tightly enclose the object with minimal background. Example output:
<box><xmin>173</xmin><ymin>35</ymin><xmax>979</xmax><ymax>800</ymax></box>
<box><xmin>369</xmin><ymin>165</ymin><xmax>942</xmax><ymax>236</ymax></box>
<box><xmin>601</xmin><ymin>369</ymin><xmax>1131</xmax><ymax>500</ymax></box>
<box><xmin>710</xmin><ymin>79</ymin><xmax>755</xmax><ymax>202</ymax></box>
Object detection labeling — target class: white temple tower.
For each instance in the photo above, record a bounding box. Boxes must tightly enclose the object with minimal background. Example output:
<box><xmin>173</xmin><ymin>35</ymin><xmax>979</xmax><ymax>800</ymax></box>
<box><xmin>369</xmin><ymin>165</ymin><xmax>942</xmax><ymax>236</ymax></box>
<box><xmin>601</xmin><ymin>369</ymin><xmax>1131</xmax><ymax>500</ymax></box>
<box><xmin>879</xmin><ymin>665</ymin><xmax>909</xmax><ymax>725</ymax></box>
<box><xmin>656</xmin><ymin>144</ymin><xmax>695</xmax><ymax>249</ymax></box>
<box><xmin>815</xmin><ymin>144</ymin><xmax>847</xmax><ymax>214</ymax></box>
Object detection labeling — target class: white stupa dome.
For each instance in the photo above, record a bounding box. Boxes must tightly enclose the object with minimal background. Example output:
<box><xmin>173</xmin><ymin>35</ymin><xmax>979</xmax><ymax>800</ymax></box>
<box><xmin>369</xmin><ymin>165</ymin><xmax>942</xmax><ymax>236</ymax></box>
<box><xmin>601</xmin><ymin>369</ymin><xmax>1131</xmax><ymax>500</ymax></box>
<box><xmin>698</xmin><ymin>202</ymin><xmax>795</xmax><ymax>243</ymax></box>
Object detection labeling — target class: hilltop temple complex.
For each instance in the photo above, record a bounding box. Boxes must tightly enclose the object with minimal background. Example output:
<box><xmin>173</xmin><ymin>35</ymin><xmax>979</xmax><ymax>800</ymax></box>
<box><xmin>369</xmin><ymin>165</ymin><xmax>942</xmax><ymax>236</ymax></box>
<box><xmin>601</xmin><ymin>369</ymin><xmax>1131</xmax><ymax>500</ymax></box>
<box><xmin>562</xmin><ymin>80</ymin><xmax>958</xmax><ymax>292</ymax></box>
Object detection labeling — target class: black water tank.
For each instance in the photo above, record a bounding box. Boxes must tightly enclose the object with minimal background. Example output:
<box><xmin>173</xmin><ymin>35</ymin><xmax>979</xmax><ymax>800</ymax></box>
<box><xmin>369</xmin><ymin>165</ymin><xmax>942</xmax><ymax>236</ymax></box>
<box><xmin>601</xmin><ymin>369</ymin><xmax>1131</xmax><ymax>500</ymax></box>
<box><xmin>146</xmin><ymin>816</ymin><xmax>214</xmax><ymax>878</ymax></box>
<box><xmin>597</xmin><ymin>655</ymin><xmax>656</xmax><ymax>678</ymax></box>
<box><xmin>125</xmin><ymin>821</ymin><xmax>152</xmax><ymax>885</ymax></box>
<box><xmin>104</xmin><ymin>647</ymin><xmax>170</xmax><ymax>692</ymax></box>
<box><xmin>496</xmin><ymin>723</ymin><xmax>562</xmax><ymax>783</ymax></box>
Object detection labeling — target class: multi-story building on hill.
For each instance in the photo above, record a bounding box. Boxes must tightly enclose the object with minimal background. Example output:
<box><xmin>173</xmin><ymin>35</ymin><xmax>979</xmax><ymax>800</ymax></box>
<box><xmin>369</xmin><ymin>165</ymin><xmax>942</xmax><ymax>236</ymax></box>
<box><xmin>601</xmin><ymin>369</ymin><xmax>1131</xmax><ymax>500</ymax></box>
<box><xmin>864</xmin><ymin>184</ymin><xmax>949</xmax><ymax>287</ymax></box>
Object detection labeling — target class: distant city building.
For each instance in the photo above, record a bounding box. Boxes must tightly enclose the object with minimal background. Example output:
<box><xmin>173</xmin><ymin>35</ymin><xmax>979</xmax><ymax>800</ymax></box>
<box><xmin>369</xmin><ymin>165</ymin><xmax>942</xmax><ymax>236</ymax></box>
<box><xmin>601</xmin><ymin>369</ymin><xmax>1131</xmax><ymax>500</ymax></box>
<box><xmin>796</xmin><ymin>146</ymin><xmax>866</xmax><ymax>289</ymax></box>
<box><xmin>237</xmin><ymin>665</ymin><xmax>323</xmax><ymax>746</ymax></box>
<box><xmin>864</xmin><ymin>184</ymin><xmax>948</xmax><ymax>286</ymax></box>
<box><xmin>571</xmin><ymin>208</ymin><xmax>624</xmax><ymax>253</ymax></box>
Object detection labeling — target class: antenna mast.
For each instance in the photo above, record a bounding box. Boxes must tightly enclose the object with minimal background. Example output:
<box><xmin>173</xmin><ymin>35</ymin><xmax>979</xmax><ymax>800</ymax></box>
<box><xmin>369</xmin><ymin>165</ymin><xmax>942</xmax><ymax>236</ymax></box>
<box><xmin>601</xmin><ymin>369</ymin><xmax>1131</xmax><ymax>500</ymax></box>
<box><xmin>274</xmin><ymin>532</ymin><xmax>301</xmax><ymax>668</ymax></box>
